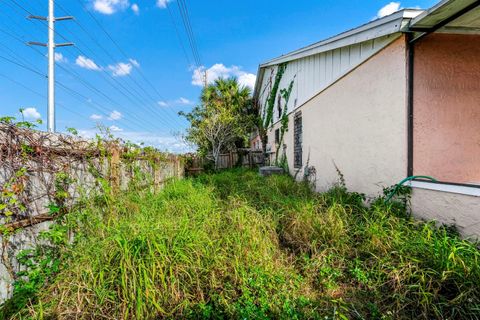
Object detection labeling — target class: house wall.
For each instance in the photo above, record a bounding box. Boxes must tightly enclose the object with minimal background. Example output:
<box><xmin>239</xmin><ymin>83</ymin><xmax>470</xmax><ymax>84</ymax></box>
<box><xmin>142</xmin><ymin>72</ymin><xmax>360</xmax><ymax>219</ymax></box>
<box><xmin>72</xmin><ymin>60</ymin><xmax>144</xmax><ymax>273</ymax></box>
<box><xmin>266</xmin><ymin>36</ymin><xmax>408</xmax><ymax>196</ymax></box>
<box><xmin>411</xmin><ymin>188</ymin><xmax>480</xmax><ymax>238</ymax></box>
<box><xmin>413</xmin><ymin>33</ymin><xmax>480</xmax><ymax>184</ymax></box>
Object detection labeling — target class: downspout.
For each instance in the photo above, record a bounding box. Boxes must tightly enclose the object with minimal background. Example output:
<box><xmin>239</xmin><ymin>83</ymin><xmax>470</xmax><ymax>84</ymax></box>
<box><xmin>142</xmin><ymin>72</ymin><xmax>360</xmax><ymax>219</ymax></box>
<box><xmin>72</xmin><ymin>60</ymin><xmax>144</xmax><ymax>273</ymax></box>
<box><xmin>406</xmin><ymin>32</ymin><xmax>414</xmax><ymax>177</ymax></box>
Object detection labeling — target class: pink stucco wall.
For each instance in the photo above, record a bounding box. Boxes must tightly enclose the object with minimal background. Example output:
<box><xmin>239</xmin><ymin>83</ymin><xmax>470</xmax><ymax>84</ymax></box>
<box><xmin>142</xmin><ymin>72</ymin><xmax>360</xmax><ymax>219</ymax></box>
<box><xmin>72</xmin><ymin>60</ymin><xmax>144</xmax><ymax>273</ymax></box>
<box><xmin>413</xmin><ymin>33</ymin><xmax>480</xmax><ymax>184</ymax></box>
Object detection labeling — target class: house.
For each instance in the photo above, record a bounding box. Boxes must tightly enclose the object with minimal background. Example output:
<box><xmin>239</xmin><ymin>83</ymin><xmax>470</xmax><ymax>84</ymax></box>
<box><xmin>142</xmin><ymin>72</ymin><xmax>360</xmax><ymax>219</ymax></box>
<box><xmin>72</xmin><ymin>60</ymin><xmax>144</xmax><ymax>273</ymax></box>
<box><xmin>253</xmin><ymin>0</ymin><xmax>480</xmax><ymax>238</ymax></box>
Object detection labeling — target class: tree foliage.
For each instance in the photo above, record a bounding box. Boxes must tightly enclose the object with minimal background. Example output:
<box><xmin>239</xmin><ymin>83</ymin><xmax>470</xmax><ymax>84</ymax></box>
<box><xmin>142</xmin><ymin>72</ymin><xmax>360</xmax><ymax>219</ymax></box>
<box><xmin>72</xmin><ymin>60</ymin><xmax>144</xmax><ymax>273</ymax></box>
<box><xmin>181</xmin><ymin>78</ymin><xmax>254</xmax><ymax>168</ymax></box>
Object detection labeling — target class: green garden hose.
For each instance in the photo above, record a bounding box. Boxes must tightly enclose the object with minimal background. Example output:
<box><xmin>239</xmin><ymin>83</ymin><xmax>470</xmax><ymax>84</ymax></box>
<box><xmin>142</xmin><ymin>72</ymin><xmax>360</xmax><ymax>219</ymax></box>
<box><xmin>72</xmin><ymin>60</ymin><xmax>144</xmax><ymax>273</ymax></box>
<box><xmin>385</xmin><ymin>175</ymin><xmax>437</xmax><ymax>203</ymax></box>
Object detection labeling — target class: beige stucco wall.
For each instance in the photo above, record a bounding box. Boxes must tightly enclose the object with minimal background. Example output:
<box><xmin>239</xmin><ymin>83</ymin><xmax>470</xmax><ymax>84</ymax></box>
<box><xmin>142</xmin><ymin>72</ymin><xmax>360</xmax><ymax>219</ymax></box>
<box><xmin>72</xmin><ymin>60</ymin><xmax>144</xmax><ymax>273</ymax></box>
<box><xmin>266</xmin><ymin>36</ymin><xmax>408</xmax><ymax>196</ymax></box>
<box><xmin>412</xmin><ymin>188</ymin><xmax>480</xmax><ymax>239</ymax></box>
<box><xmin>413</xmin><ymin>33</ymin><xmax>480</xmax><ymax>184</ymax></box>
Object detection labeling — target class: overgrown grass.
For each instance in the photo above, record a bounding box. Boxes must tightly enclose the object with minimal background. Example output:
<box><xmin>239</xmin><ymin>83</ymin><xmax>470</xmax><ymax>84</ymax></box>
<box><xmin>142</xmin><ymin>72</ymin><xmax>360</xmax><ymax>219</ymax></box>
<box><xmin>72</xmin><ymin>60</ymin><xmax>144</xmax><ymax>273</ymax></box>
<box><xmin>5</xmin><ymin>169</ymin><xmax>480</xmax><ymax>319</ymax></box>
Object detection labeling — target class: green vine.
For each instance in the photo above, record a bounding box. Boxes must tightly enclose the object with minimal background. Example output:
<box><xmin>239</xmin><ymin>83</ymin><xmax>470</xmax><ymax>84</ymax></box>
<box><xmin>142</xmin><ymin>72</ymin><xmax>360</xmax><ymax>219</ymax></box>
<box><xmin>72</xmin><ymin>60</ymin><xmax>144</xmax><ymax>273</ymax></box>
<box><xmin>275</xmin><ymin>79</ymin><xmax>295</xmax><ymax>165</ymax></box>
<box><xmin>263</xmin><ymin>63</ymin><xmax>287</xmax><ymax>129</ymax></box>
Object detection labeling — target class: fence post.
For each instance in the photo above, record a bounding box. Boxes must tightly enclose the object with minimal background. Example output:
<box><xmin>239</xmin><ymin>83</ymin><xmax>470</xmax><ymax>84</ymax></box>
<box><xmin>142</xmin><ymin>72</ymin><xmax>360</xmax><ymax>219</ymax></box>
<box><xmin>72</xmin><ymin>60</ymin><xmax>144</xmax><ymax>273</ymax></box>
<box><xmin>109</xmin><ymin>145</ymin><xmax>121</xmax><ymax>192</ymax></box>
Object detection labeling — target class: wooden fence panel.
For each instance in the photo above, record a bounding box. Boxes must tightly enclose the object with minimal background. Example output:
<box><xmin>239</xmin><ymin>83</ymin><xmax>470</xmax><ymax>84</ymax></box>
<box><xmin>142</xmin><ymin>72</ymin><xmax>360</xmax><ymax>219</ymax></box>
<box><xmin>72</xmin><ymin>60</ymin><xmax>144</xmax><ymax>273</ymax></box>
<box><xmin>185</xmin><ymin>150</ymin><xmax>264</xmax><ymax>175</ymax></box>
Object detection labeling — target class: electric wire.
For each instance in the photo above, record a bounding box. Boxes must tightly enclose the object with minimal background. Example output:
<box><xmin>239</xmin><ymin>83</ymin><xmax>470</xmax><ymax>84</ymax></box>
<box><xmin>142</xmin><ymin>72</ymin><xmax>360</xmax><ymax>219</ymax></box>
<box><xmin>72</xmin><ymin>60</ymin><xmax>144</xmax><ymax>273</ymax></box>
<box><xmin>5</xmin><ymin>0</ymin><xmax>176</xmax><ymax>131</ymax></box>
<box><xmin>72</xmin><ymin>0</ymin><xmax>187</xmax><ymax>126</ymax></box>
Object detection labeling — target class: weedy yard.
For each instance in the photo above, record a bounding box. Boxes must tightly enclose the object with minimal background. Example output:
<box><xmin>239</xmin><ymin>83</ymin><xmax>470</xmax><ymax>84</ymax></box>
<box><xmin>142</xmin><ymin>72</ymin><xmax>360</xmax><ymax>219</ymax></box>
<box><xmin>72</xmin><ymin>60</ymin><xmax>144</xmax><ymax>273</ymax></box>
<box><xmin>3</xmin><ymin>169</ymin><xmax>480</xmax><ymax>319</ymax></box>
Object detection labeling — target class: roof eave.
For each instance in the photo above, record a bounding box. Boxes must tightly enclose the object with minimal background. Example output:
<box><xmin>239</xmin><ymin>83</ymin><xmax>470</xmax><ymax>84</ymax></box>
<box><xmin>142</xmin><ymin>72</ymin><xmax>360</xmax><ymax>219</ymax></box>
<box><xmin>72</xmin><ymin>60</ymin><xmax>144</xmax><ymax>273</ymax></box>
<box><xmin>259</xmin><ymin>9</ymin><xmax>423</xmax><ymax>68</ymax></box>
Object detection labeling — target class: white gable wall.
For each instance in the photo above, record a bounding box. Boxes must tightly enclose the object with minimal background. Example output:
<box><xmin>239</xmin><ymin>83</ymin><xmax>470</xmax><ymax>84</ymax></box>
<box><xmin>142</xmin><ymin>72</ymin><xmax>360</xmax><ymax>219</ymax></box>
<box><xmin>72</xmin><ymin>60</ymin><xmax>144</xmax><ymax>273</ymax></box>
<box><xmin>258</xmin><ymin>33</ymin><xmax>402</xmax><ymax>125</ymax></box>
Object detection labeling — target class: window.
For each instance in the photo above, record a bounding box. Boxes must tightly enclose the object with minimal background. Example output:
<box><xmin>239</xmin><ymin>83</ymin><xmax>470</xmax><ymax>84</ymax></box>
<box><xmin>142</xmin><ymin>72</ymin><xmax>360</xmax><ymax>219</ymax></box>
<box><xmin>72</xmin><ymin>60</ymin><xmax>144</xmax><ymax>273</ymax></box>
<box><xmin>293</xmin><ymin>112</ymin><xmax>302</xmax><ymax>168</ymax></box>
<box><xmin>275</xmin><ymin>129</ymin><xmax>280</xmax><ymax>145</ymax></box>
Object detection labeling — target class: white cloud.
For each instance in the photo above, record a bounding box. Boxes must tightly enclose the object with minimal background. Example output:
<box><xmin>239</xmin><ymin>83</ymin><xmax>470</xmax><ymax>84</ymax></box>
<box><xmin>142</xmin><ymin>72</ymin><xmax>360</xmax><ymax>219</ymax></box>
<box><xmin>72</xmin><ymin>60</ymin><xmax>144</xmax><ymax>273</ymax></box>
<box><xmin>22</xmin><ymin>107</ymin><xmax>41</xmax><ymax>119</ymax></box>
<box><xmin>108</xmin><ymin>59</ymin><xmax>139</xmax><ymax>77</ymax></box>
<box><xmin>129</xmin><ymin>58</ymin><xmax>140</xmax><ymax>67</ymax></box>
<box><xmin>93</xmin><ymin>0</ymin><xmax>130</xmax><ymax>15</ymax></box>
<box><xmin>238</xmin><ymin>73</ymin><xmax>257</xmax><ymax>90</ymax></box>
<box><xmin>76</xmin><ymin>55</ymin><xmax>101</xmax><ymax>71</ymax></box>
<box><xmin>131</xmin><ymin>3</ymin><xmax>139</xmax><ymax>14</ymax></box>
<box><xmin>108</xmin><ymin>62</ymin><xmax>132</xmax><ymax>77</ymax></box>
<box><xmin>109</xmin><ymin>125</ymin><xmax>123</xmax><ymax>132</ymax></box>
<box><xmin>156</xmin><ymin>0</ymin><xmax>172</xmax><ymax>9</ymax></box>
<box><xmin>108</xmin><ymin>110</ymin><xmax>123</xmax><ymax>120</ymax></box>
<box><xmin>158</xmin><ymin>98</ymin><xmax>194</xmax><ymax>107</ymax></box>
<box><xmin>90</xmin><ymin>114</ymin><xmax>103</xmax><ymax>120</ymax></box>
<box><xmin>192</xmin><ymin>63</ymin><xmax>257</xmax><ymax>89</ymax></box>
<box><xmin>176</xmin><ymin>97</ymin><xmax>193</xmax><ymax>105</ymax></box>
<box><xmin>377</xmin><ymin>2</ymin><xmax>401</xmax><ymax>18</ymax></box>
<box><xmin>54</xmin><ymin>52</ymin><xmax>67</xmax><ymax>63</ymax></box>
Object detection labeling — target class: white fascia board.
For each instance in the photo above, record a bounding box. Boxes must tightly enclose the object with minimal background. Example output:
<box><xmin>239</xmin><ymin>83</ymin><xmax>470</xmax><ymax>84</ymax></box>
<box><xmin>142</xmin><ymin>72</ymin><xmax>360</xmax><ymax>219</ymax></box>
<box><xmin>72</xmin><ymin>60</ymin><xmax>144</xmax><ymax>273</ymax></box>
<box><xmin>408</xmin><ymin>180</ymin><xmax>480</xmax><ymax>197</ymax></box>
<box><xmin>410</xmin><ymin>0</ymin><xmax>477</xmax><ymax>28</ymax></box>
<box><xmin>259</xmin><ymin>9</ymin><xmax>423</xmax><ymax>68</ymax></box>
<box><xmin>253</xmin><ymin>66</ymin><xmax>266</xmax><ymax>99</ymax></box>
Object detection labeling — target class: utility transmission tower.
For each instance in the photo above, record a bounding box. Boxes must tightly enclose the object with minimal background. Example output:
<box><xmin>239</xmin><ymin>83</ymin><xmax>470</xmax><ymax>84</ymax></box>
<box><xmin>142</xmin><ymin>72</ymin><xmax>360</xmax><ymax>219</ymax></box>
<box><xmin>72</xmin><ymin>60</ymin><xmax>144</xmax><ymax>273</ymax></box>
<box><xmin>28</xmin><ymin>0</ymin><xmax>73</xmax><ymax>133</ymax></box>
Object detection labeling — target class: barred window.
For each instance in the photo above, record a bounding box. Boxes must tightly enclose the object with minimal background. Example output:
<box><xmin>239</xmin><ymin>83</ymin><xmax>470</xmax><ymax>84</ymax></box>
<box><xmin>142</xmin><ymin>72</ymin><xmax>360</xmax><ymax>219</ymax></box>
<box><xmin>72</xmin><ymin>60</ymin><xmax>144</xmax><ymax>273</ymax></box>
<box><xmin>293</xmin><ymin>112</ymin><xmax>302</xmax><ymax>168</ymax></box>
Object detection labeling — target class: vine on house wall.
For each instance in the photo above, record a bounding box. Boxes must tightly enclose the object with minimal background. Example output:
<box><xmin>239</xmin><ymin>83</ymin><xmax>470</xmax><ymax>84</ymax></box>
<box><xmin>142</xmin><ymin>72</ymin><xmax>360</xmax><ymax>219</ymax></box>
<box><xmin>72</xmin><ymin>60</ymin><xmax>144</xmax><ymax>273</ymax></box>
<box><xmin>263</xmin><ymin>63</ymin><xmax>287</xmax><ymax>129</ymax></box>
<box><xmin>275</xmin><ymin>78</ymin><xmax>295</xmax><ymax>167</ymax></box>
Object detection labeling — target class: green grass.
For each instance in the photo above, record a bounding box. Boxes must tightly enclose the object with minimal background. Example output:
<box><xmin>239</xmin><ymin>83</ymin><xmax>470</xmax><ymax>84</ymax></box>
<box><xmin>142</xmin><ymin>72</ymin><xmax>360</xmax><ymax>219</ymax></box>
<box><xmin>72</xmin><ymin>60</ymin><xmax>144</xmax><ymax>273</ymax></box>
<box><xmin>5</xmin><ymin>169</ymin><xmax>480</xmax><ymax>319</ymax></box>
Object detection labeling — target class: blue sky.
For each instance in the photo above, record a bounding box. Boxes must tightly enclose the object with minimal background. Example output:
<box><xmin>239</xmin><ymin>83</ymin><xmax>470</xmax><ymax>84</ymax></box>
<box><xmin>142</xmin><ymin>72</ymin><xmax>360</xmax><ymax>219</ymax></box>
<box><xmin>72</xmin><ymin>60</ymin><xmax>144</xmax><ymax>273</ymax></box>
<box><xmin>0</xmin><ymin>0</ymin><xmax>437</xmax><ymax>152</ymax></box>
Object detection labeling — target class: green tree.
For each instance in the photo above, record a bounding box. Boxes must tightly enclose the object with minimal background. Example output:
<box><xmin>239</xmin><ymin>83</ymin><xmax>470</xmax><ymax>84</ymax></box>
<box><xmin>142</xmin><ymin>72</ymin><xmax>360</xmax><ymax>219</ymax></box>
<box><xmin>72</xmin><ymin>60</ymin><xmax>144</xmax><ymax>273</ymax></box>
<box><xmin>181</xmin><ymin>78</ymin><xmax>253</xmax><ymax>169</ymax></box>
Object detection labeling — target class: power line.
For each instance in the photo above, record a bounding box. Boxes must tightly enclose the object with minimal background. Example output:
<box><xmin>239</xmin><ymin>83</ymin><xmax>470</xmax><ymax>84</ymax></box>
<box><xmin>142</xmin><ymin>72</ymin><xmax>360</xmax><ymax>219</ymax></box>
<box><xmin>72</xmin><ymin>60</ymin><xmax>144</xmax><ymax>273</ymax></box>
<box><xmin>0</xmin><ymin>52</ymin><xmax>46</xmax><ymax>77</ymax></box>
<box><xmin>0</xmin><ymin>31</ymin><xmax>151</xmax><ymax>132</ymax></box>
<box><xmin>73</xmin><ymin>0</ymin><xmax>187</xmax><ymax>126</ymax></box>
<box><xmin>6</xmin><ymin>0</ymin><xmax>177</xmax><ymax>131</ymax></box>
<box><xmin>3</xmin><ymin>0</ymin><xmax>188</xmax><ymax>133</ymax></box>
<box><xmin>167</xmin><ymin>4</ymin><xmax>191</xmax><ymax>67</ymax></box>
<box><xmin>0</xmin><ymin>70</ymin><xmax>92</xmax><ymax>123</ymax></box>
<box><xmin>176</xmin><ymin>0</ymin><xmax>201</xmax><ymax>67</ymax></box>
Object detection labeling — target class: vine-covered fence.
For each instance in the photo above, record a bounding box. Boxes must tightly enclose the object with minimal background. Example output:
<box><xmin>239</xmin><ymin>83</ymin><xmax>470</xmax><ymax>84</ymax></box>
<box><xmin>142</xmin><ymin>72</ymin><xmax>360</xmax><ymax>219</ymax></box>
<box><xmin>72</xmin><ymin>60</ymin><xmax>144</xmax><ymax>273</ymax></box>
<box><xmin>0</xmin><ymin>123</ymin><xmax>184</xmax><ymax>301</ymax></box>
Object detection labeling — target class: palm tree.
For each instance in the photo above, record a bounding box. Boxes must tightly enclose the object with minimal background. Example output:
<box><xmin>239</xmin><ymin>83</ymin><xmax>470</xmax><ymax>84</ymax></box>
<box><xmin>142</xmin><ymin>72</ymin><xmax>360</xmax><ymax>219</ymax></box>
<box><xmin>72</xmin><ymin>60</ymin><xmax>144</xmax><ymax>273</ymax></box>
<box><xmin>181</xmin><ymin>77</ymin><xmax>253</xmax><ymax>169</ymax></box>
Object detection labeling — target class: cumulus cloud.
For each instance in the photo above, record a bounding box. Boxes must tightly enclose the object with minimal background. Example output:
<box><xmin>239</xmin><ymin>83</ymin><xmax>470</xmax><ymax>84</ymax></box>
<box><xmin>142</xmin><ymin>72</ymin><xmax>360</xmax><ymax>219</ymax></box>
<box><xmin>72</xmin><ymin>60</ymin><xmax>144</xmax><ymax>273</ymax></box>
<box><xmin>90</xmin><ymin>114</ymin><xmax>103</xmax><ymax>120</ymax></box>
<box><xmin>131</xmin><ymin>3</ymin><xmax>139</xmax><ymax>14</ymax></box>
<box><xmin>108</xmin><ymin>59</ymin><xmax>139</xmax><ymax>77</ymax></box>
<box><xmin>92</xmin><ymin>0</ymin><xmax>130</xmax><ymax>15</ymax></box>
<box><xmin>377</xmin><ymin>2</ymin><xmax>401</xmax><ymax>18</ymax></box>
<box><xmin>54</xmin><ymin>52</ymin><xmax>67</xmax><ymax>63</ymax></box>
<box><xmin>192</xmin><ymin>64</ymin><xmax>257</xmax><ymax>89</ymax></box>
<box><xmin>156</xmin><ymin>0</ymin><xmax>172</xmax><ymax>8</ymax></box>
<box><xmin>158</xmin><ymin>101</ymin><xmax>168</xmax><ymax>107</ymax></box>
<box><xmin>108</xmin><ymin>110</ymin><xmax>122</xmax><ymax>120</ymax></box>
<box><xmin>22</xmin><ymin>107</ymin><xmax>41</xmax><ymax>119</ymax></box>
<box><xmin>76</xmin><ymin>55</ymin><xmax>101</xmax><ymax>71</ymax></box>
<box><xmin>109</xmin><ymin>125</ymin><xmax>123</xmax><ymax>132</ymax></box>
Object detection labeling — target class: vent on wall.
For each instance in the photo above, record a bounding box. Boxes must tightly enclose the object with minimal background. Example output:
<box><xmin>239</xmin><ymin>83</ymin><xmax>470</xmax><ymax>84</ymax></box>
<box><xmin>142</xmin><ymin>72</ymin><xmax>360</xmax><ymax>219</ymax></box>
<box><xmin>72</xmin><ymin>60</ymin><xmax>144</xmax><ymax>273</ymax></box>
<box><xmin>294</xmin><ymin>111</ymin><xmax>303</xmax><ymax>168</ymax></box>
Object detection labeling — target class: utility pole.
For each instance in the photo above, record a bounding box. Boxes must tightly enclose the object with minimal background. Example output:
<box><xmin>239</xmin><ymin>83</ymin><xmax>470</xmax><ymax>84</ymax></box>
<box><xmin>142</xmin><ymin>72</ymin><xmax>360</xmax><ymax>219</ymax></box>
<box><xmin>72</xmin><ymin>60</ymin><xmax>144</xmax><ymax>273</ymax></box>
<box><xmin>28</xmin><ymin>0</ymin><xmax>73</xmax><ymax>133</ymax></box>
<box><xmin>203</xmin><ymin>70</ymin><xmax>208</xmax><ymax>87</ymax></box>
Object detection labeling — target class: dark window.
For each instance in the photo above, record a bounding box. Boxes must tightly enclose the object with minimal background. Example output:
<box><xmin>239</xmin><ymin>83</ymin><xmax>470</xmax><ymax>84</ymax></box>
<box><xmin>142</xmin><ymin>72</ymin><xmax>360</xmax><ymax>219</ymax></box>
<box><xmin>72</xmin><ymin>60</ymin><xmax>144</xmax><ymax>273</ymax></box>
<box><xmin>293</xmin><ymin>112</ymin><xmax>302</xmax><ymax>168</ymax></box>
<box><xmin>275</xmin><ymin>129</ymin><xmax>280</xmax><ymax>145</ymax></box>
